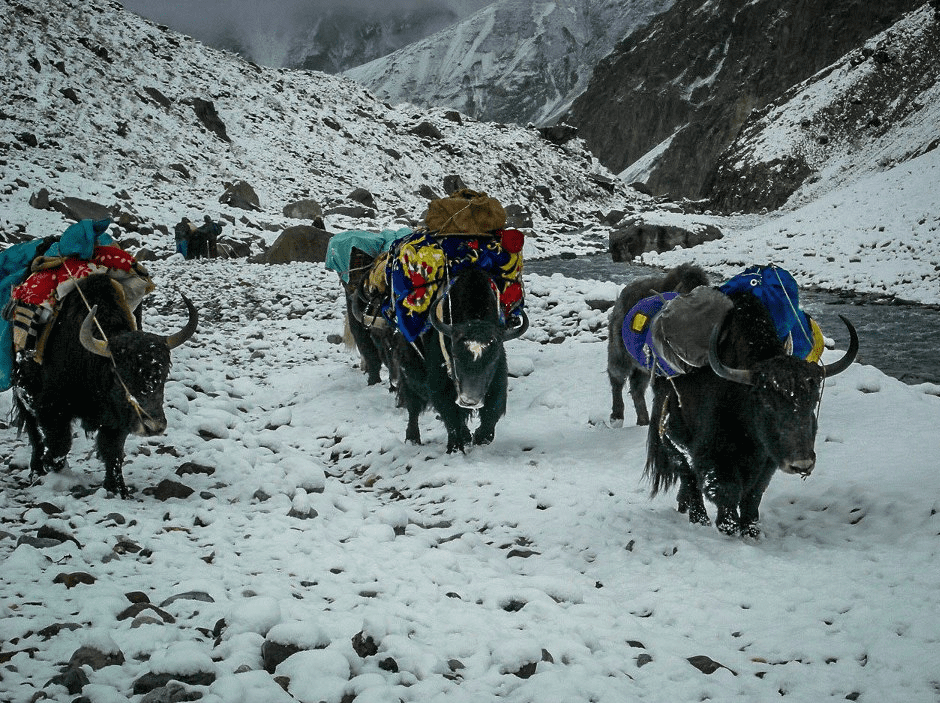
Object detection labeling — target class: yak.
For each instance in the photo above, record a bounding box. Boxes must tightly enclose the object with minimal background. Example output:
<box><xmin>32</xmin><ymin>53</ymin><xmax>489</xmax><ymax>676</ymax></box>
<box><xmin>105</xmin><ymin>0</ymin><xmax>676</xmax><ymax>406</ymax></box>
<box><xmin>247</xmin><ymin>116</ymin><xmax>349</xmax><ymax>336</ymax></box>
<box><xmin>607</xmin><ymin>263</ymin><xmax>709</xmax><ymax>426</ymax></box>
<box><xmin>347</xmin><ymin>274</ymin><xmax>397</xmax><ymax>389</ymax></box>
<box><xmin>394</xmin><ymin>266</ymin><xmax>528</xmax><ymax>453</ymax></box>
<box><xmin>645</xmin><ymin>290</ymin><xmax>858</xmax><ymax>538</ymax></box>
<box><xmin>12</xmin><ymin>274</ymin><xmax>198</xmax><ymax>497</ymax></box>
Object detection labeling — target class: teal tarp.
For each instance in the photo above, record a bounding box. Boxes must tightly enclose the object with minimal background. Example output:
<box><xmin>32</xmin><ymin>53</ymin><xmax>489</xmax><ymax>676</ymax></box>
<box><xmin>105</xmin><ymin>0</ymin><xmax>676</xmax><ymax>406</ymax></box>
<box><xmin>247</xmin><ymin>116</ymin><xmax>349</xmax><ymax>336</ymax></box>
<box><xmin>325</xmin><ymin>228</ymin><xmax>411</xmax><ymax>283</ymax></box>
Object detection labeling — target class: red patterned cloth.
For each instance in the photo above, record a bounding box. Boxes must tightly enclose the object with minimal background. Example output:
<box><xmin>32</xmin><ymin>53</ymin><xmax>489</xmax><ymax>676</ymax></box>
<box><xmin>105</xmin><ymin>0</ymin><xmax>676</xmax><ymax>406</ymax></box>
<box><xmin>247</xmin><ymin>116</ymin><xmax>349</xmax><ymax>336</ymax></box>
<box><xmin>12</xmin><ymin>246</ymin><xmax>137</xmax><ymax>306</ymax></box>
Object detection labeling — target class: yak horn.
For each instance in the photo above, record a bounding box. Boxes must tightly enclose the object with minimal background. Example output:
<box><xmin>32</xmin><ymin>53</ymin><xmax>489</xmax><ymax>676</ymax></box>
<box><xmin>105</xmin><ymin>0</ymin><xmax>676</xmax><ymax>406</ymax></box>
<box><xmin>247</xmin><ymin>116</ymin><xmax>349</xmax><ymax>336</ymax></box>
<box><xmin>79</xmin><ymin>305</ymin><xmax>111</xmax><ymax>358</ymax></box>
<box><xmin>429</xmin><ymin>296</ymin><xmax>454</xmax><ymax>337</ymax></box>
<box><xmin>163</xmin><ymin>294</ymin><xmax>199</xmax><ymax>350</ymax></box>
<box><xmin>821</xmin><ymin>315</ymin><xmax>859</xmax><ymax>377</ymax></box>
<box><xmin>708</xmin><ymin>320</ymin><xmax>754</xmax><ymax>386</ymax></box>
<box><xmin>504</xmin><ymin>310</ymin><xmax>529</xmax><ymax>340</ymax></box>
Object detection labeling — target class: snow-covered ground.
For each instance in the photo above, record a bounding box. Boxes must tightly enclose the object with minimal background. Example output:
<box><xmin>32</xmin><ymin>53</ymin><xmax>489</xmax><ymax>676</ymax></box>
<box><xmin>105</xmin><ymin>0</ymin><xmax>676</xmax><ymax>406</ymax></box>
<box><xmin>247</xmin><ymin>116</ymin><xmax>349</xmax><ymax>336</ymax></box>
<box><xmin>2</xmin><ymin>1</ymin><xmax>939</xmax><ymax>701</ymax></box>
<box><xmin>1</xmin><ymin>255</ymin><xmax>938</xmax><ymax>703</ymax></box>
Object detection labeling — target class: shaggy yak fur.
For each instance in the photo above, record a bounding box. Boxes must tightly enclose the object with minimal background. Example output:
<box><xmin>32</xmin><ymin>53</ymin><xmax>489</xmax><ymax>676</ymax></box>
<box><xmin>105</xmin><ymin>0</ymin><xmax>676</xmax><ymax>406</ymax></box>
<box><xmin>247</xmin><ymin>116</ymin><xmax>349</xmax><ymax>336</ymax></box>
<box><xmin>607</xmin><ymin>262</ymin><xmax>710</xmax><ymax>426</ymax></box>
<box><xmin>13</xmin><ymin>275</ymin><xmax>197</xmax><ymax>497</ymax></box>
<box><xmin>393</xmin><ymin>267</ymin><xmax>527</xmax><ymax>453</ymax></box>
<box><xmin>644</xmin><ymin>291</ymin><xmax>858</xmax><ymax>538</ymax></box>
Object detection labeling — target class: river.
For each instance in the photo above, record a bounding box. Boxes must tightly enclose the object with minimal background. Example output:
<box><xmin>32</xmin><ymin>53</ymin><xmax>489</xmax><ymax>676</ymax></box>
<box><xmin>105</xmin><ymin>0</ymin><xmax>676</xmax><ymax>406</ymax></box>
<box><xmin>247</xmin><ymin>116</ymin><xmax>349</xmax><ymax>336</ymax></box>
<box><xmin>526</xmin><ymin>254</ymin><xmax>940</xmax><ymax>387</ymax></box>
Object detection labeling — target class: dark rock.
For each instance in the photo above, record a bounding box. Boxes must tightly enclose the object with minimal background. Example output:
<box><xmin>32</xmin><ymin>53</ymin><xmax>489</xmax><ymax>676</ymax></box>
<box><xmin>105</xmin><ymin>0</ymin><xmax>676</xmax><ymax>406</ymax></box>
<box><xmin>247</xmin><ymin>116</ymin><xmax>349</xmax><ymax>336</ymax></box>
<box><xmin>17</xmin><ymin>132</ymin><xmax>38</xmax><ymax>147</ymax></box>
<box><xmin>60</xmin><ymin>87</ymin><xmax>80</xmax><ymax>104</ymax></box>
<box><xmin>159</xmin><ymin>591</ymin><xmax>214</xmax><ymax>608</ymax></box>
<box><xmin>379</xmin><ymin>657</ymin><xmax>399</xmax><ymax>673</ymax></box>
<box><xmin>46</xmin><ymin>666</ymin><xmax>89</xmax><ymax>695</ymax></box>
<box><xmin>263</xmin><ymin>225</ymin><xmax>332</xmax><ymax>264</ymax></box>
<box><xmin>37</xmin><ymin>622</ymin><xmax>82</xmax><ymax>640</ymax></box>
<box><xmin>609</xmin><ymin>218</ymin><xmax>723</xmax><ymax>261</ymax></box>
<box><xmin>37</xmin><ymin>524</ymin><xmax>81</xmax><ymax>547</ymax></box>
<box><xmin>143</xmin><ymin>86</ymin><xmax>172</xmax><ymax>108</ymax></box>
<box><xmin>28</xmin><ymin>187</ymin><xmax>49</xmax><ymax>209</ymax></box>
<box><xmin>347</xmin><ymin>188</ymin><xmax>377</xmax><ymax>209</ymax></box>
<box><xmin>117</xmin><ymin>602</ymin><xmax>176</xmax><ymax>623</ymax></box>
<box><xmin>140</xmin><ymin>681</ymin><xmax>203</xmax><ymax>703</ymax></box>
<box><xmin>53</xmin><ymin>572</ymin><xmax>96</xmax><ymax>588</ymax></box>
<box><xmin>189</xmin><ymin>97</ymin><xmax>229</xmax><ymax>142</ymax></box>
<box><xmin>261</xmin><ymin>640</ymin><xmax>304</xmax><ymax>674</ymax></box>
<box><xmin>132</xmin><ymin>672</ymin><xmax>215</xmax><ymax>696</ymax></box>
<box><xmin>68</xmin><ymin>645</ymin><xmax>125</xmax><ymax>670</ymax></box>
<box><xmin>687</xmin><ymin>654</ymin><xmax>736</xmax><ymax>675</ymax></box>
<box><xmin>411</xmin><ymin>121</ymin><xmax>442</xmax><ymax>139</ymax></box>
<box><xmin>219</xmin><ymin>180</ymin><xmax>260</xmax><ymax>211</ymax></box>
<box><xmin>351</xmin><ymin>631</ymin><xmax>379</xmax><ymax>658</ymax></box>
<box><xmin>325</xmin><ymin>204</ymin><xmax>374</xmax><ymax>219</ymax></box>
<box><xmin>175</xmin><ymin>462</ymin><xmax>215</xmax><ymax>477</ymax></box>
<box><xmin>142</xmin><ymin>479</ymin><xmax>194</xmax><ymax>501</ymax></box>
<box><xmin>51</xmin><ymin>196</ymin><xmax>113</xmax><ymax>222</ymax></box>
<box><xmin>282</xmin><ymin>199</ymin><xmax>323</xmax><ymax>220</ymax></box>
<box><xmin>442</xmin><ymin>174</ymin><xmax>467</xmax><ymax>194</ymax></box>
<box><xmin>537</xmin><ymin>123</ymin><xmax>578</xmax><ymax>145</ymax></box>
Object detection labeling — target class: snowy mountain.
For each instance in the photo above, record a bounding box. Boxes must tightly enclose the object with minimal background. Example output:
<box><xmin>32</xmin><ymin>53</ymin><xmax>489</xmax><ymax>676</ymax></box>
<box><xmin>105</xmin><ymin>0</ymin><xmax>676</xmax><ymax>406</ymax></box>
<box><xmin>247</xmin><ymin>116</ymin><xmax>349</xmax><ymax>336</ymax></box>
<box><xmin>564</xmin><ymin>0</ymin><xmax>926</xmax><ymax>201</ymax></box>
<box><xmin>1</xmin><ymin>0</ymin><xmax>641</xmax><ymax>260</ymax></box>
<box><xmin>344</xmin><ymin>0</ymin><xmax>675</xmax><ymax>126</ymax></box>
<box><xmin>707</xmin><ymin>2</ymin><xmax>940</xmax><ymax>213</ymax></box>
<box><xmin>117</xmin><ymin>0</ymin><xmax>493</xmax><ymax>74</ymax></box>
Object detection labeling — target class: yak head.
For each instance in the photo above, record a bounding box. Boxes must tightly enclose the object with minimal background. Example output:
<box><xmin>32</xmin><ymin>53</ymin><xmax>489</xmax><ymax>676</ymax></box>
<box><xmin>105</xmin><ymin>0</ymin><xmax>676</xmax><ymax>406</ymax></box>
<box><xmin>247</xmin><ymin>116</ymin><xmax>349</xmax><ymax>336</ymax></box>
<box><xmin>80</xmin><ymin>295</ymin><xmax>198</xmax><ymax>436</ymax></box>
<box><xmin>430</xmin><ymin>270</ymin><xmax>528</xmax><ymax>409</ymax></box>
<box><xmin>709</xmin><ymin>313</ymin><xmax>858</xmax><ymax>476</ymax></box>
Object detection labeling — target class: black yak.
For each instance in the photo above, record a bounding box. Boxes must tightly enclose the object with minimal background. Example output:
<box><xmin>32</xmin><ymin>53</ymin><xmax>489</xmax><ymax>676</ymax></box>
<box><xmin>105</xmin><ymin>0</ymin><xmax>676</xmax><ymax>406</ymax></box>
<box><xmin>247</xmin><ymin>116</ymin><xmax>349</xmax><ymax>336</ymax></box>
<box><xmin>13</xmin><ymin>275</ymin><xmax>198</xmax><ymax>497</ymax></box>
<box><xmin>645</xmin><ymin>290</ymin><xmax>858</xmax><ymax>537</ymax></box>
<box><xmin>607</xmin><ymin>263</ymin><xmax>709</xmax><ymax>426</ymax></box>
<box><xmin>394</xmin><ymin>267</ymin><xmax>528</xmax><ymax>453</ymax></box>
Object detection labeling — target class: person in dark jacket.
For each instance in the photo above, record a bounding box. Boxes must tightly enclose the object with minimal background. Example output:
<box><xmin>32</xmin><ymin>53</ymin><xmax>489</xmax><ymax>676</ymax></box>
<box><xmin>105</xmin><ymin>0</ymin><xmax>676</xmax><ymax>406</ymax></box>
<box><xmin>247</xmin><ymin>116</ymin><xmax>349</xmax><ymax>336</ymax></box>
<box><xmin>174</xmin><ymin>217</ymin><xmax>193</xmax><ymax>258</ymax></box>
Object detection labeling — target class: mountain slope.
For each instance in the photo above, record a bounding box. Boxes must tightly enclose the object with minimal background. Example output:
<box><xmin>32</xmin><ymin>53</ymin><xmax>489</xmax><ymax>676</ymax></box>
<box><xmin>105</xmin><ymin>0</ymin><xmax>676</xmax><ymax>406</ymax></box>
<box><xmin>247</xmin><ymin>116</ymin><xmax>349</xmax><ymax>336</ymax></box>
<box><xmin>1</xmin><ymin>0</ymin><xmax>639</xmax><ymax>259</ymax></box>
<box><xmin>344</xmin><ymin>0</ymin><xmax>674</xmax><ymax>126</ymax></box>
<box><xmin>564</xmin><ymin>0</ymin><xmax>924</xmax><ymax>200</ymax></box>
<box><xmin>707</xmin><ymin>3</ymin><xmax>940</xmax><ymax>213</ymax></box>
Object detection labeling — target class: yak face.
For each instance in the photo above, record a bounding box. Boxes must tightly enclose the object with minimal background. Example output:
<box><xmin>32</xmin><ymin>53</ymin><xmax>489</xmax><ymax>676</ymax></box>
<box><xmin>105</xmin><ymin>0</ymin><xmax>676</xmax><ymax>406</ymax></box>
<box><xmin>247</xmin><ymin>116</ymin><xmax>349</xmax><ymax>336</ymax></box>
<box><xmin>102</xmin><ymin>332</ymin><xmax>172</xmax><ymax>436</ymax></box>
<box><xmin>445</xmin><ymin>319</ymin><xmax>503</xmax><ymax>409</ymax></box>
<box><xmin>741</xmin><ymin>356</ymin><xmax>824</xmax><ymax>476</ymax></box>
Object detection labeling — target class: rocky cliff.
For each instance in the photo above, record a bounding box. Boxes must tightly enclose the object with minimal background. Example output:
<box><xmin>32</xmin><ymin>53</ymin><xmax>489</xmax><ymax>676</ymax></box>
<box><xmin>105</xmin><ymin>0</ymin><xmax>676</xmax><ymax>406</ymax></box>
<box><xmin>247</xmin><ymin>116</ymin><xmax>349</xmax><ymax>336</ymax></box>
<box><xmin>708</xmin><ymin>3</ymin><xmax>940</xmax><ymax>213</ymax></box>
<box><xmin>564</xmin><ymin>0</ymin><xmax>924</xmax><ymax>201</ymax></box>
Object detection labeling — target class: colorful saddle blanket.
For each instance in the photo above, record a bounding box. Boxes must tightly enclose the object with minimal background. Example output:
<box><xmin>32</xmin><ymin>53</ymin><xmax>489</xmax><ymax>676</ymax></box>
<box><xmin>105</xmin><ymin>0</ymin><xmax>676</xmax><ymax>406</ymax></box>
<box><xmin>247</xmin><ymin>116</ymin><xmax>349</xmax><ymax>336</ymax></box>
<box><xmin>621</xmin><ymin>264</ymin><xmax>825</xmax><ymax>378</ymax></box>
<box><xmin>383</xmin><ymin>229</ymin><xmax>525</xmax><ymax>343</ymax></box>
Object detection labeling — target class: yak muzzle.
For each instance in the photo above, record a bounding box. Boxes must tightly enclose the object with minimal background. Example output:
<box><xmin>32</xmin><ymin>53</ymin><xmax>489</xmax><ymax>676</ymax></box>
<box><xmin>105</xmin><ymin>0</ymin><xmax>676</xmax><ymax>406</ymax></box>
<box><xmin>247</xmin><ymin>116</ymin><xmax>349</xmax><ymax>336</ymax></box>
<box><xmin>133</xmin><ymin>415</ymin><xmax>167</xmax><ymax>437</ymax></box>
<box><xmin>781</xmin><ymin>457</ymin><xmax>815</xmax><ymax>477</ymax></box>
<box><xmin>456</xmin><ymin>394</ymin><xmax>485</xmax><ymax>410</ymax></box>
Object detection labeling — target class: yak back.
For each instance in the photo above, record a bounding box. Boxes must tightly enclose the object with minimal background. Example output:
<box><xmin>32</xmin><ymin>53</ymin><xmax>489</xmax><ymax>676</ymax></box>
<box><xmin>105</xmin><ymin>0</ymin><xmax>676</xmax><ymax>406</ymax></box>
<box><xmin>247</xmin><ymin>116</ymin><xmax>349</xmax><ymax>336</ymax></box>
<box><xmin>719</xmin><ymin>290</ymin><xmax>786</xmax><ymax>367</ymax></box>
<box><xmin>20</xmin><ymin>275</ymin><xmax>167</xmax><ymax>428</ymax></box>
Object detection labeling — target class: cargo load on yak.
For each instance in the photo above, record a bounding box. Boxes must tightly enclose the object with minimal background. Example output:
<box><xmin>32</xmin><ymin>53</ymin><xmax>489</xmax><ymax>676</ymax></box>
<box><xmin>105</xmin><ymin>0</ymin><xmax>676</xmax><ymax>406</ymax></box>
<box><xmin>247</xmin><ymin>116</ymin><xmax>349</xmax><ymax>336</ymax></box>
<box><xmin>381</xmin><ymin>190</ymin><xmax>525</xmax><ymax>343</ymax></box>
<box><xmin>621</xmin><ymin>264</ymin><xmax>824</xmax><ymax>378</ymax></box>
<box><xmin>0</xmin><ymin>219</ymin><xmax>155</xmax><ymax>391</ymax></box>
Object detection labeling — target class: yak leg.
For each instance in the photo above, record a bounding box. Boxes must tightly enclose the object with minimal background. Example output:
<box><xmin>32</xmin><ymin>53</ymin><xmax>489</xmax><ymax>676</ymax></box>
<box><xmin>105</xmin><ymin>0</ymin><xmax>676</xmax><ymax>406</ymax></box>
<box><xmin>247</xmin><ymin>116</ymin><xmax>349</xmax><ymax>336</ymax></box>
<box><xmin>608</xmin><ymin>370</ymin><xmax>625</xmax><ymax>427</ymax></box>
<box><xmin>628</xmin><ymin>368</ymin><xmax>651</xmax><ymax>426</ymax></box>
<box><xmin>739</xmin><ymin>471</ymin><xmax>775</xmax><ymax>539</ymax></box>
<box><xmin>97</xmin><ymin>427</ymin><xmax>130</xmax><ymax>498</ymax></box>
<box><xmin>437</xmin><ymin>403</ymin><xmax>471</xmax><ymax>454</ymax></box>
<box><xmin>34</xmin><ymin>409</ymin><xmax>72</xmax><ymax>475</ymax></box>
<box><xmin>345</xmin><ymin>297</ymin><xmax>383</xmax><ymax>386</ymax></box>
<box><xmin>474</xmin><ymin>360</ymin><xmax>507</xmax><ymax>446</ymax></box>
<box><xmin>676</xmin><ymin>473</ymin><xmax>710</xmax><ymax>526</ymax></box>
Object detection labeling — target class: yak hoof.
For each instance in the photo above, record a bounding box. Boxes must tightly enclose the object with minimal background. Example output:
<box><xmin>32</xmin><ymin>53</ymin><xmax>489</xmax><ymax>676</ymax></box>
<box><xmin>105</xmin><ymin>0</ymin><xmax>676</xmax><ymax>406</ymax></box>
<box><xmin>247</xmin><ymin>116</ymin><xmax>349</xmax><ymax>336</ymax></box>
<box><xmin>741</xmin><ymin>522</ymin><xmax>762</xmax><ymax>540</ymax></box>
<box><xmin>716</xmin><ymin>514</ymin><xmax>739</xmax><ymax>536</ymax></box>
<box><xmin>473</xmin><ymin>429</ymin><xmax>494</xmax><ymax>446</ymax></box>
<box><xmin>608</xmin><ymin>415</ymin><xmax>624</xmax><ymax>429</ymax></box>
<box><xmin>636</xmin><ymin>415</ymin><xmax>650</xmax><ymax>426</ymax></box>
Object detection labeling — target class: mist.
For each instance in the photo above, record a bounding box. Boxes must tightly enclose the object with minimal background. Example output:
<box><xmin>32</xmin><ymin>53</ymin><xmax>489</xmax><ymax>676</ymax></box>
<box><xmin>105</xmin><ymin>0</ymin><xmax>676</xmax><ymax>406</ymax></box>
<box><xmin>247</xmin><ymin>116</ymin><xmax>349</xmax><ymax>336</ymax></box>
<box><xmin>118</xmin><ymin>0</ymin><xmax>493</xmax><ymax>70</ymax></box>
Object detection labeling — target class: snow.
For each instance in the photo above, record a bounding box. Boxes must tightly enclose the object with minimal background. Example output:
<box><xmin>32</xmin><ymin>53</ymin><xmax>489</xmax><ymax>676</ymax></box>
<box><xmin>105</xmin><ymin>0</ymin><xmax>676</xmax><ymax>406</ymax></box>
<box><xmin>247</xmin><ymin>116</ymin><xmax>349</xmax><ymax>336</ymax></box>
<box><xmin>1</xmin><ymin>1</ymin><xmax>940</xmax><ymax>701</ymax></box>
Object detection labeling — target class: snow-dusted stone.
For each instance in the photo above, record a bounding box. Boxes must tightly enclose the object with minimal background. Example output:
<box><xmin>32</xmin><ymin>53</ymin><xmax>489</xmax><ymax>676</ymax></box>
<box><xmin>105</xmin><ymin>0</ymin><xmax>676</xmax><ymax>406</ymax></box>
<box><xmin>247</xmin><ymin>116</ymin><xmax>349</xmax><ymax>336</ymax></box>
<box><xmin>275</xmin><ymin>649</ymin><xmax>350</xmax><ymax>703</ymax></box>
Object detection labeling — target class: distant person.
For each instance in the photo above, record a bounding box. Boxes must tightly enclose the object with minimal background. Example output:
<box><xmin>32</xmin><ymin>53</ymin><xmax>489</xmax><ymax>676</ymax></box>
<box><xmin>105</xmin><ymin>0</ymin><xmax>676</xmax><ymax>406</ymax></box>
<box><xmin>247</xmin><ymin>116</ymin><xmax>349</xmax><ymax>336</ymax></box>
<box><xmin>200</xmin><ymin>215</ymin><xmax>223</xmax><ymax>258</ymax></box>
<box><xmin>174</xmin><ymin>217</ymin><xmax>193</xmax><ymax>258</ymax></box>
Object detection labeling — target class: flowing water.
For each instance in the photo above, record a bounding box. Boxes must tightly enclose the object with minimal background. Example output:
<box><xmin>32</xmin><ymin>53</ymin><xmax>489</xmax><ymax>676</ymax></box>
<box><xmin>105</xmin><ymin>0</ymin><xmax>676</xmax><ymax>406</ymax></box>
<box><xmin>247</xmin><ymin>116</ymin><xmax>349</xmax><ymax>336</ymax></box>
<box><xmin>526</xmin><ymin>254</ymin><xmax>940</xmax><ymax>386</ymax></box>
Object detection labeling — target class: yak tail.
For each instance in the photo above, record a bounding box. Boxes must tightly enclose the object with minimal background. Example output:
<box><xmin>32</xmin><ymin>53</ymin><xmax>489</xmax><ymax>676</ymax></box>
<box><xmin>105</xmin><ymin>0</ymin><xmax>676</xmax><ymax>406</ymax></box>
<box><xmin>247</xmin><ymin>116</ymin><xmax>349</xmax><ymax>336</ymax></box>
<box><xmin>643</xmin><ymin>393</ymin><xmax>683</xmax><ymax>496</ymax></box>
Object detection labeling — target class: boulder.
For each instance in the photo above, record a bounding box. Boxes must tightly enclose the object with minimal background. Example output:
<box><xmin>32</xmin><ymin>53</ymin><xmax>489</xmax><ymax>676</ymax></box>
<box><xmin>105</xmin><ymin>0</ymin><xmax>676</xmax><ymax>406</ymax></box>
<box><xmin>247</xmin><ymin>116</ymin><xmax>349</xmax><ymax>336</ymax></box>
<box><xmin>50</xmin><ymin>196</ymin><xmax>113</xmax><ymax>222</ymax></box>
<box><xmin>609</xmin><ymin>218</ymin><xmax>722</xmax><ymax>261</ymax></box>
<box><xmin>263</xmin><ymin>225</ymin><xmax>332</xmax><ymax>264</ymax></box>
<box><xmin>282</xmin><ymin>198</ymin><xmax>323</xmax><ymax>221</ymax></box>
<box><xmin>219</xmin><ymin>180</ymin><xmax>260</xmax><ymax>211</ymax></box>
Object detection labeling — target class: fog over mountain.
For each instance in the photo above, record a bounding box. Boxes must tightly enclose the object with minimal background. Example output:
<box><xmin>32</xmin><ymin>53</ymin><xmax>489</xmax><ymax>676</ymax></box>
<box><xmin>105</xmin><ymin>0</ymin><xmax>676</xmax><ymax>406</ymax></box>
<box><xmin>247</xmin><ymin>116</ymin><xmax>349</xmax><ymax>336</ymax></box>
<box><xmin>118</xmin><ymin>0</ymin><xmax>492</xmax><ymax>70</ymax></box>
